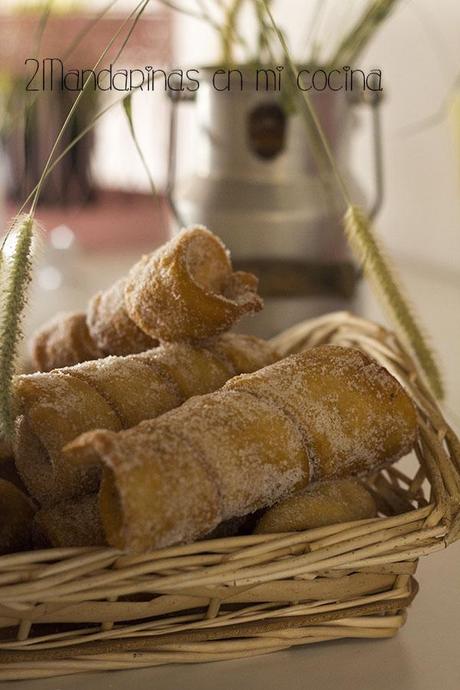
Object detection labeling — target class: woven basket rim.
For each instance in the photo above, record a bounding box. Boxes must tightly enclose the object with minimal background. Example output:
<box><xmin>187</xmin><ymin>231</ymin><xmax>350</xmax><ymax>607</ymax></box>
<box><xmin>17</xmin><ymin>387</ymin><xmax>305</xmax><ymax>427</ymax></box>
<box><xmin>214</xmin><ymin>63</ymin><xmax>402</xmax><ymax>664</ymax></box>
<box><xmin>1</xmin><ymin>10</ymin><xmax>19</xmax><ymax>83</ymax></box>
<box><xmin>0</xmin><ymin>311</ymin><xmax>459</xmax><ymax>680</ymax></box>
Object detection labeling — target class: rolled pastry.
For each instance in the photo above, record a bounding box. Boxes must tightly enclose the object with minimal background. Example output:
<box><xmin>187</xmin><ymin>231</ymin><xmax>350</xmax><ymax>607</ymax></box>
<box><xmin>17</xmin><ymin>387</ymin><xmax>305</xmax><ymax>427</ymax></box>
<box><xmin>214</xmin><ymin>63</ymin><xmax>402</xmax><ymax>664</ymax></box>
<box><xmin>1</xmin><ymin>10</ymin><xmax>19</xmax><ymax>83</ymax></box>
<box><xmin>31</xmin><ymin>226</ymin><xmax>261</xmax><ymax>371</ymax></box>
<box><xmin>68</xmin><ymin>345</ymin><xmax>417</xmax><ymax>553</ymax></box>
<box><xmin>0</xmin><ymin>479</ymin><xmax>35</xmax><ymax>555</ymax></box>
<box><xmin>14</xmin><ymin>333</ymin><xmax>279</xmax><ymax>506</ymax></box>
<box><xmin>124</xmin><ymin>226</ymin><xmax>262</xmax><ymax>341</ymax></box>
<box><xmin>32</xmin><ymin>302</ymin><xmax>157</xmax><ymax>372</ymax></box>
<box><xmin>254</xmin><ymin>479</ymin><xmax>377</xmax><ymax>534</ymax></box>
<box><xmin>32</xmin><ymin>311</ymin><xmax>103</xmax><ymax>372</ymax></box>
<box><xmin>33</xmin><ymin>494</ymin><xmax>105</xmax><ymax>548</ymax></box>
<box><xmin>227</xmin><ymin>344</ymin><xmax>416</xmax><ymax>479</ymax></box>
<box><xmin>86</xmin><ymin>279</ymin><xmax>157</xmax><ymax>357</ymax></box>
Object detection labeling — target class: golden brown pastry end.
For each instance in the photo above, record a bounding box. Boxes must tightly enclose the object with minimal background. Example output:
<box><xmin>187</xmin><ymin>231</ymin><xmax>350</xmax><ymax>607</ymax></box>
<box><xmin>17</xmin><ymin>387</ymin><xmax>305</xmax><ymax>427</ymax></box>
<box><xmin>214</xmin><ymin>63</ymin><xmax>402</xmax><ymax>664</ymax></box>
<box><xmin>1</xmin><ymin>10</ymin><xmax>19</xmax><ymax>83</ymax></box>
<box><xmin>254</xmin><ymin>479</ymin><xmax>377</xmax><ymax>534</ymax></box>
<box><xmin>124</xmin><ymin>226</ymin><xmax>263</xmax><ymax>341</ymax></box>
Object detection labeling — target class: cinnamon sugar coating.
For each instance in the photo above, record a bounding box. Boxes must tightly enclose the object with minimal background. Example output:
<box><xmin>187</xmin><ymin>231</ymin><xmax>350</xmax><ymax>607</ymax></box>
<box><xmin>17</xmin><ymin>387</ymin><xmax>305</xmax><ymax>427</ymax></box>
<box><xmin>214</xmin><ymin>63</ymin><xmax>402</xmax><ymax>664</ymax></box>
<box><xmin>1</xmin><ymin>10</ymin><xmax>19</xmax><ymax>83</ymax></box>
<box><xmin>68</xmin><ymin>345</ymin><xmax>417</xmax><ymax>553</ymax></box>
<box><xmin>31</xmin><ymin>312</ymin><xmax>102</xmax><ymax>372</ymax></box>
<box><xmin>255</xmin><ymin>479</ymin><xmax>377</xmax><ymax>534</ymax></box>
<box><xmin>30</xmin><ymin>227</ymin><xmax>261</xmax><ymax>372</ymax></box>
<box><xmin>124</xmin><ymin>226</ymin><xmax>263</xmax><ymax>341</ymax></box>
<box><xmin>14</xmin><ymin>334</ymin><xmax>279</xmax><ymax>507</ymax></box>
<box><xmin>226</xmin><ymin>345</ymin><xmax>417</xmax><ymax>480</ymax></box>
<box><xmin>86</xmin><ymin>279</ymin><xmax>157</xmax><ymax>356</ymax></box>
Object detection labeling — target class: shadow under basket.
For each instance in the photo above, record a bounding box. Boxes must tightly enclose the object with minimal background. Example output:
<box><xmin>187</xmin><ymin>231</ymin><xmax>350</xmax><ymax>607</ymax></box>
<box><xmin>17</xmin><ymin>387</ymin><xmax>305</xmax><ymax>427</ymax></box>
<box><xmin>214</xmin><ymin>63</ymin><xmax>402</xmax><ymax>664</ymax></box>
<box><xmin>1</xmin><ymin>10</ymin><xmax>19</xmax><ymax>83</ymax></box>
<box><xmin>0</xmin><ymin>312</ymin><xmax>459</xmax><ymax>681</ymax></box>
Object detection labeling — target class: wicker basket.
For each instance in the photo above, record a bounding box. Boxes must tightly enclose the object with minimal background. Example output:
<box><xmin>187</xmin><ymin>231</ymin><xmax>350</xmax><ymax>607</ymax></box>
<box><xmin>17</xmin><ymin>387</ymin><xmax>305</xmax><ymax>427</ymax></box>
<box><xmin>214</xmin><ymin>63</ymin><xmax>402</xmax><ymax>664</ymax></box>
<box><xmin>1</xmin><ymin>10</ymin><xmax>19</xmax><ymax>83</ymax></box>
<box><xmin>0</xmin><ymin>312</ymin><xmax>459</xmax><ymax>681</ymax></box>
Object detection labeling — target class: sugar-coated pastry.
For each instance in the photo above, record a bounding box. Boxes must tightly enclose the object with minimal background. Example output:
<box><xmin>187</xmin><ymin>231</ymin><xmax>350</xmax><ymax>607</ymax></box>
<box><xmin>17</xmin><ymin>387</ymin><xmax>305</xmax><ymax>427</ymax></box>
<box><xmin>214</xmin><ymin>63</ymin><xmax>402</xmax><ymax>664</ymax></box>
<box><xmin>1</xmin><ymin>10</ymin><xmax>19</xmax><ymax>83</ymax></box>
<box><xmin>86</xmin><ymin>279</ymin><xmax>157</xmax><ymax>357</ymax></box>
<box><xmin>14</xmin><ymin>376</ymin><xmax>122</xmax><ymax>506</ymax></box>
<box><xmin>98</xmin><ymin>424</ymin><xmax>223</xmax><ymax>551</ymax></box>
<box><xmin>30</xmin><ymin>227</ymin><xmax>262</xmax><ymax>372</ymax></box>
<box><xmin>31</xmin><ymin>311</ymin><xmax>104</xmax><ymax>372</ymax></box>
<box><xmin>33</xmin><ymin>494</ymin><xmax>105</xmax><ymax>548</ymax></box>
<box><xmin>0</xmin><ymin>479</ymin><xmax>35</xmax><ymax>555</ymax></box>
<box><xmin>227</xmin><ymin>345</ymin><xmax>417</xmax><ymax>479</ymax></box>
<box><xmin>67</xmin><ymin>345</ymin><xmax>417</xmax><ymax>553</ymax></box>
<box><xmin>124</xmin><ymin>226</ymin><xmax>263</xmax><ymax>341</ymax></box>
<box><xmin>14</xmin><ymin>334</ymin><xmax>279</xmax><ymax>506</ymax></box>
<box><xmin>254</xmin><ymin>479</ymin><xmax>377</xmax><ymax>534</ymax></box>
<box><xmin>92</xmin><ymin>392</ymin><xmax>307</xmax><ymax>551</ymax></box>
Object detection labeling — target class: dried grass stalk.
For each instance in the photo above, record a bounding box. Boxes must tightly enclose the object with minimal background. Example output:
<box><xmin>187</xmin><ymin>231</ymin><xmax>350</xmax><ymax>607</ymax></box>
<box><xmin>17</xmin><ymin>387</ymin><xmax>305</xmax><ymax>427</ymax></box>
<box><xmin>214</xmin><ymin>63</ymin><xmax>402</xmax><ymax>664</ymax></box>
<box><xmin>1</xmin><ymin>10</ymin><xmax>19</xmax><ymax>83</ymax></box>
<box><xmin>330</xmin><ymin>0</ymin><xmax>400</xmax><ymax>66</ymax></box>
<box><xmin>344</xmin><ymin>205</ymin><xmax>443</xmax><ymax>399</ymax></box>
<box><xmin>0</xmin><ymin>215</ymin><xmax>36</xmax><ymax>439</ymax></box>
<box><xmin>260</xmin><ymin>0</ymin><xmax>443</xmax><ymax>400</ymax></box>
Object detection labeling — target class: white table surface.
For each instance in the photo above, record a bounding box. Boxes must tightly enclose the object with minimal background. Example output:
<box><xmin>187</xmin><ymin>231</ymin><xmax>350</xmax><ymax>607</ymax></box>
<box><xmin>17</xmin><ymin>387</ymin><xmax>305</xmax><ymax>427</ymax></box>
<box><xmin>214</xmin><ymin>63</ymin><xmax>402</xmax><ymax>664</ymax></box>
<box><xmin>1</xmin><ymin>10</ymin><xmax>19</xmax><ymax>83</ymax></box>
<box><xmin>5</xmin><ymin>259</ymin><xmax>460</xmax><ymax>690</ymax></box>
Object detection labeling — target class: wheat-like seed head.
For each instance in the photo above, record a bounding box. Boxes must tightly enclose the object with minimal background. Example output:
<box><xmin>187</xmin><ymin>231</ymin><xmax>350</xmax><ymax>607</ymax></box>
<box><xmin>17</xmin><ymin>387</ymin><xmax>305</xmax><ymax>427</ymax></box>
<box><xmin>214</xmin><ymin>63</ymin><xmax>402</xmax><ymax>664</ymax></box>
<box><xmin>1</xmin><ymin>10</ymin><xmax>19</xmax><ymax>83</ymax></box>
<box><xmin>344</xmin><ymin>205</ymin><xmax>444</xmax><ymax>400</ymax></box>
<box><xmin>0</xmin><ymin>214</ymin><xmax>37</xmax><ymax>440</ymax></box>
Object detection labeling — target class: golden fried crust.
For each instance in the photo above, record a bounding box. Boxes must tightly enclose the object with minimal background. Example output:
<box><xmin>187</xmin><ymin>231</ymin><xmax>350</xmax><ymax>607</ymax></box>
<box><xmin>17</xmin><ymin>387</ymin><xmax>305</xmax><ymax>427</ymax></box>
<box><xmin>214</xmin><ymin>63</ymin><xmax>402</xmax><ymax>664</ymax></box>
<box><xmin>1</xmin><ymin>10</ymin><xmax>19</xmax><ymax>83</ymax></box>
<box><xmin>97</xmin><ymin>427</ymin><xmax>222</xmax><ymax>551</ymax></box>
<box><xmin>140</xmin><ymin>343</ymin><xmax>232</xmax><ymax>399</ymax></box>
<box><xmin>30</xmin><ymin>228</ymin><xmax>261</xmax><ymax>373</ymax></box>
<box><xmin>75</xmin><ymin>389</ymin><xmax>309</xmax><ymax>552</ymax></box>
<box><xmin>14</xmin><ymin>374</ymin><xmax>122</xmax><ymax>505</ymax></box>
<box><xmin>67</xmin><ymin>345</ymin><xmax>417</xmax><ymax>553</ymax></box>
<box><xmin>61</xmin><ymin>356</ymin><xmax>183</xmax><ymax>429</ymax></box>
<box><xmin>31</xmin><ymin>311</ymin><xmax>102</xmax><ymax>372</ymax></box>
<box><xmin>124</xmin><ymin>226</ymin><xmax>263</xmax><ymax>341</ymax></box>
<box><xmin>149</xmin><ymin>391</ymin><xmax>309</xmax><ymax>521</ymax></box>
<box><xmin>15</xmin><ymin>335</ymin><xmax>279</xmax><ymax>506</ymax></box>
<box><xmin>0</xmin><ymin>479</ymin><xmax>36</xmax><ymax>554</ymax></box>
<box><xmin>255</xmin><ymin>479</ymin><xmax>377</xmax><ymax>534</ymax></box>
<box><xmin>87</xmin><ymin>279</ymin><xmax>157</xmax><ymax>356</ymax></box>
<box><xmin>209</xmin><ymin>332</ymin><xmax>280</xmax><ymax>373</ymax></box>
<box><xmin>226</xmin><ymin>345</ymin><xmax>417</xmax><ymax>480</ymax></box>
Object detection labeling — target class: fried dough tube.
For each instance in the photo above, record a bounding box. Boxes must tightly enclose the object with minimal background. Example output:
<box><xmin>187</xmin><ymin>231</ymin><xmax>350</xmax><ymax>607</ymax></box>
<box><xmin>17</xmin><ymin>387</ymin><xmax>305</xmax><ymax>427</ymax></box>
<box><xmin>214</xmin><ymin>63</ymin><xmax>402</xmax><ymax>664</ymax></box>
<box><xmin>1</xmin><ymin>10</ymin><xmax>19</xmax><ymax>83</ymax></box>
<box><xmin>31</xmin><ymin>292</ymin><xmax>157</xmax><ymax>372</ymax></box>
<box><xmin>86</xmin><ymin>279</ymin><xmax>157</xmax><ymax>357</ymax></box>
<box><xmin>124</xmin><ymin>226</ymin><xmax>262</xmax><ymax>341</ymax></box>
<box><xmin>68</xmin><ymin>345</ymin><xmax>417</xmax><ymax>553</ymax></box>
<box><xmin>228</xmin><ymin>345</ymin><xmax>419</xmax><ymax>477</ymax></box>
<box><xmin>254</xmin><ymin>479</ymin><xmax>377</xmax><ymax>534</ymax></box>
<box><xmin>0</xmin><ymin>479</ymin><xmax>36</xmax><ymax>555</ymax></box>
<box><xmin>31</xmin><ymin>226</ymin><xmax>262</xmax><ymax>372</ymax></box>
<box><xmin>32</xmin><ymin>311</ymin><xmax>104</xmax><ymax>372</ymax></box>
<box><xmin>33</xmin><ymin>495</ymin><xmax>105</xmax><ymax>548</ymax></box>
<box><xmin>14</xmin><ymin>334</ymin><xmax>279</xmax><ymax>506</ymax></box>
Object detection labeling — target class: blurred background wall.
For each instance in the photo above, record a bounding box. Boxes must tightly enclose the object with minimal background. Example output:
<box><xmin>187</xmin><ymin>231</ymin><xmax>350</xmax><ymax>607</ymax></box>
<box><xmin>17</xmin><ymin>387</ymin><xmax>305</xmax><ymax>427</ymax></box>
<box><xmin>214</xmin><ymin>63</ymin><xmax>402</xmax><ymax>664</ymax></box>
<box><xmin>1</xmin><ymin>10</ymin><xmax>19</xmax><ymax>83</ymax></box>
<box><xmin>3</xmin><ymin>0</ymin><xmax>459</xmax><ymax>270</ymax></box>
<box><xmin>1</xmin><ymin>0</ymin><xmax>459</xmax><ymax>411</ymax></box>
<box><xmin>175</xmin><ymin>0</ymin><xmax>460</xmax><ymax>273</ymax></box>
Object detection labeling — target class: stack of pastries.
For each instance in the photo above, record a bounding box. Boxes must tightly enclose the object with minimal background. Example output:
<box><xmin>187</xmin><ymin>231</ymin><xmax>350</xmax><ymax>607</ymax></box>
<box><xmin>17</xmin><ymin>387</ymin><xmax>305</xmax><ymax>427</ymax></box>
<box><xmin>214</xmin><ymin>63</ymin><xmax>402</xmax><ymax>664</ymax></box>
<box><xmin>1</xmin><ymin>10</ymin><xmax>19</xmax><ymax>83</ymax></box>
<box><xmin>0</xmin><ymin>226</ymin><xmax>418</xmax><ymax>555</ymax></box>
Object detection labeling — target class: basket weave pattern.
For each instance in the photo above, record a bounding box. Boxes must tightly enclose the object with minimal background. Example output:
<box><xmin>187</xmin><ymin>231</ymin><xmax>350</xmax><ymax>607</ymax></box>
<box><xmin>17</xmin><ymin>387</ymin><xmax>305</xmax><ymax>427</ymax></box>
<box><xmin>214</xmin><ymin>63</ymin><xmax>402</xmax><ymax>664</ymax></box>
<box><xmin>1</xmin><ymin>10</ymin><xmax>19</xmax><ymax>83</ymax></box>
<box><xmin>0</xmin><ymin>312</ymin><xmax>459</xmax><ymax>681</ymax></box>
